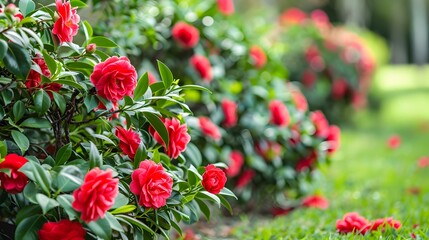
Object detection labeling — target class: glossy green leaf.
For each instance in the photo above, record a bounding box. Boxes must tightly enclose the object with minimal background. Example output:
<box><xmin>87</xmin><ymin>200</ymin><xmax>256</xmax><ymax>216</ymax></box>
<box><xmin>104</xmin><ymin>212</ymin><xmax>124</xmax><ymax>232</ymax></box>
<box><xmin>0</xmin><ymin>140</ymin><xmax>7</xmax><ymax>158</ymax></box>
<box><xmin>220</xmin><ymin>188</ymin><xmax>238</xmax><ymax>199</ymax></box>
<box><xmin>143</xmin><ymin>112</ymin><xmax>169</xmax><ymax>148</ymax></box>
<box><xmin>3</xmin><ymin>42</ymin><xmax>31</xmax><ymax>80</ymax></box>
<box><xmin>70</xmin><ymin>0</ymin><xmax>87</xmax><ymax>8</ymax></box>
<box><xmin>11</xmin><ymin>130</ymin><xmax>29</xmax><ymax>153</ymax></box>
<box><xmin>15</xmin><ymin>214</ymin><xmax>45</xmax><ymax>240</ymax></box>
<box><xmin>23</xmin><ymin>182</ymin><xmax>38</xmax><ymax>204</ymax></box>
<box><xmin>16</xmin><ymin>205</ymin><xmax>41</xmax><ymax>225</ymax></box>
<box><xmin>52</xmin><ymin>92</ymin><xmax>66</xmax><ymax>114</ymax></box>
<box><xmin>13</xmin><ymin>100</ymin><xmax>25</xmax><ymax>122</ymax></box>
<box><xmin>82</xmin><ymin>20</ymin><xmax>93</xmax><ymax>40</ymax></box>
<box><xmin>36</xmin><ymin>193</ymin><xmax>59</xmax><ymax>214</ymax></box>
<box><xmin>55</xmin><ymin>143</ymin><xmax>72</xmax><ymax>166</ymax></box>
<box><xmin>110</xmin><ymin>205</ymin><xmax>136</xmax><ymax>215</ymax></box>
<box><xmin>195</xmin><ymin>198</ymin><xmax>210</xmax><ymax>221</ymax></box>
<box><xmin>42</xmin><ymin>50</ymin><xmax>57</xmax><ymax>78</ymax></box>
<box><xmin>116</xmin><ymin>215</ymin><xmax>156</xmax><ymax>235</ymax></box>
<box><xmin>133</xmin><ymin>72</ymin><xmax>149</xmax><ymax>100</ymax></box>
<box><xmin>87</xmin><ymin>217</ymin><xmax>112</xmax><ymax>240</ymax></box>
<box><xmin>179</xmin><ymin>84</ymin><xmax>212</xmax><ymax>93</ymax></box>
<box><xmin>20</xmin><ymin>118</ymin><xmax>51</xmax><ymax>128</ymax></box>
<box><xmin>56</xmin><ymin>166</ymin><xmax>82</xmax><ymax>192</ymax></box>
<box><xmin>89</xmin><ymin>142</ymin><xmax>102</xmax><ymax>168</ymax></box>
<box><xmin>218</xmin><ymin>194</ymin><xmax>233</xmax><ymax>214</ymax></box>
<box><xmin>33</xmin><ymin>89</ymin><xmax>51</xmax><ymax>115</ymax></box>
<box><xmin>111</xmin><ymin>193</ymin><xmax>128</xmax><ymax>209</ymax></box>
<box><xmin>196</xmin><ymin>191</ymin><xmax>221</xmax><ymax>208</ymax></box>
<box><xmin>19</xmin><ymin>0</ymin><xmax>35</xmax><ymax>17</ymax></box>
<box><xmin>157</xmin><ymin>60</ymin><xmax>173</xmax><ymax>90</ymax></box>
<box><xmin>20</xmin><ymin>160</ymin><xmax>52</xmax><ymax>194</ymax></box>
<box><xmin>88</xmin><ymin>36</ymin><xmax>118</xmax><ymax>48</ymax></box>
<box><xmin>0</xmin><ymin>39</ymin><xmax>7</xmax><ymax>60</ymax></box>
<box><xmin>57</xmin><ymin>194</ymin><xmax>78</xmax><ymax>219</ymax></box>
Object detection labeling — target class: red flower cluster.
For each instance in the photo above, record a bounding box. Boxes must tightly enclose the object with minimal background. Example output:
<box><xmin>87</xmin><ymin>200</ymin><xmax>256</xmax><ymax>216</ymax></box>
<box><xmin>269</xmin><ymin>100</ymin><xmax>290</xmax><ymax>127</ymax></box>
<box><xmin>190</xmin><ymin>55</ymin><xmax>213</xmax><ymax>82</ymax></box>
<box><xmin>225</xmin><ymin>151</ymin><xmax>244</xmax><ymax>177</ymax></box>
<box><xmin>52</xmin><ymin>0</ymin><xmax>80</xmax><ymax>43</ymax></box>
<box><xmin>172</xmin><ymin>22</ymin><xmax>200</xmax><ymax>49</ymax></box>
<box><xmin>0</xmin><ymin>4</ymin><xmax>24</xmax><ymax>21</ymax></box>
<box><xmin>0</xmin><ymin>154</ymin><xmax>28</xmax><ymax>194</ymax></box>
<box><xmin>336</xmin><ymin>212</ymin><xmax>401</xmax><ymax>235</ymax></box>
<box><xmin>72</xmin><ymin>168</ymin><xmax>118</xmax><ymax>222</ymax></box>
<box><xmin>26</xmin><ymin>56</ymin><xmax>62</xmax><ymax>98</ymax></box>
<box><xmin>39</xmin><ymin>220</ymin><xmax>85</xmax><ymax>240</ymax></box>
<box><xmin>116</xmin><ymin>127</ymin><xmax>141</xmax><ymax>160</ymax></box>
<box><xmin>202</xmin><ymin>164</ymin><xmax>227</xmax><ymax>194</ymax></box>
<box><xmin>130</xmin><ymin>160</ymin><xmax>173</xmax><ymax>209</ymax></box>
<box><xmin>151</xmin><ymin>118</ymin><xmax>191</xmax><ymax>159</ymax></box>
<box><xmin>199</xmin><ymin>117</ymin><xmax>221</xmax><ymax>141</ymax></box>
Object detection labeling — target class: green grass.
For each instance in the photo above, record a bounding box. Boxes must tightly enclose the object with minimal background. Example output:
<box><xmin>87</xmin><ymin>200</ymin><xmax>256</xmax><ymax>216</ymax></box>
<box><xmin>228</xmin><ymin>65</ymin><xmax>429</xmax><ymax>239</ymax></box>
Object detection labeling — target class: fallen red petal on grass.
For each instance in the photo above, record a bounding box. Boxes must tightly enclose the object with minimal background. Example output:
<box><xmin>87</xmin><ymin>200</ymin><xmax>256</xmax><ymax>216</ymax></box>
<box><xmin>336</xmin><ymin>212</ymin><xmax>369</xmax><ymax>234</ymax></box>
<box><xmin>387</xmin><ymin>135</ymin><xmax>401</xmax><ymax>149</ymax></box>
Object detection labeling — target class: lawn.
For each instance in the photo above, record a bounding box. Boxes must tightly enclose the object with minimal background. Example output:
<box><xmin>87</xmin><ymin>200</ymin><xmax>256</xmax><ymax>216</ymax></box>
<box><xmin>226</xmin><ymin>65</ymin><xmax>429</xmax><ymax>239</ymax></box>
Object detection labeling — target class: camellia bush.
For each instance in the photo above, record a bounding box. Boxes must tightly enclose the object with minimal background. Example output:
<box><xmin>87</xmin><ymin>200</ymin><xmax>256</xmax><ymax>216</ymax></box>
<box><xmin>278</xmin><ymin>8</ymin><xmax>376</xmax><ymax>122</ymax></box>
<box><xmin>90</xmin><ymin>0</ymin><xmax>340</xmax><ymax>208</ymax></box>
<box><xmin>0</xmin><ymin>1</ymin><xmax>234</xmax><ymax>239</ymax></box>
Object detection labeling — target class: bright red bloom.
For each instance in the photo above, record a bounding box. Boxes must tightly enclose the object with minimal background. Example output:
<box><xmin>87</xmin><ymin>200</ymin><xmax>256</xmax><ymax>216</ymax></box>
<box><xmin>90</xmin><ymin>56</ymin><xmax>137</xmax><ymax>102</ymax></box>
<box><xmin>221</xmin><ymin>99</ymin><xmax>238</xmax><ymax>128</ymax></box>
<box><xmin>279</xmin><ymin>8</ymin><xmax>307</xmax><ymax>25</ymax></box>
<box><xmin>72</xmin><ymin>168</ymin><xmax>118</xmax><ymax>222</ymax></box>
<box><xmin>217</xmin><ymin>0</ymin><xmax>234</xmax><ymax>16</ymax></box>
<box><xmin>336</xmin><ymin>212</ymin><xmax>369</xmax><ymax>234</ymax></box>
<box><xmin>130</xmin><ymin>160</ymin><xmax>173</xmax><ymax>209</ymax></box>
<box><xmin>150</xmin><ymin>118</ymin><xmax>191</xmax><ymax>159</ymax></box>
<box><xmin>25</xmin><ymin>56</ymin><xmax>62</xmax><ymax>98</ymax></box>
<box><xmin>301</xmin><ymin>70</ymin><xmax>317</xmax><ymax>88</ymax></box>
<box><xmin>332</xmin><ymin>79</ymin><xmax>348</xmax><ymax>100</ymax></box>
<box><xmin>291</xmin><ymin>91</ymin><xmax>308</xmax><ymax>112</ymax></box>
<box><xmin>249</xmin><ymin>45</ymin><xmax>267</xmax><ymax>69</ymax></box>
<box><xmin>39</xmin><ymin>220</ymin><xmax>86</xmax><ymax>240</ymax></box>
<box><xmin>417</xmin><ymin>156</ymin><xmax>429</xmax><ymax>168</ymax></box>
<box><xmin>52</xmin><ymin>0</ymin><xmax>80</xmax><ymax>43</ymax></box>
<box><xmin>0</xmin><ymin>154</ymin><xmax>28</xmax><ymax>194</ymax></box>
<box><xmin>255</xmin><ymin>141</ymin><xmax>282</xmax><ymax>161</ymax></box>
<box><xmin>202</xmin><ymin>164</ymin><xmax>227</xmax><ymax>194</ymax></box>
<box><xmin>387</xmin><ymin>135</ymin><xmax>401</xmax><ymax>149</ymax></box>
<box><xmin>190</xmin><ymin>55</ymin><xmax>213</xmax><ymax>82</ymax></box>
<box><xmin>366</xmin><ymin>218</ymin><xmax>401</xmax><ymax>232</ymax></box>
<box><xmin>198</xmin><ymin>117</ymin><xmax>222</xmax><ymax>141</ymax></box>
<box><xmin>116</xmin><ymin>127</ymin><xmax>141</xmax><ymax>160</ymax></box>
<box><xmin>310</xmin><ymin>110</ymin><xmax>329</xmax><ymax>138</ymax></box>
<box><xmin>172</xmin><ymin>22</ymin><xmax>200</xmax><ymax>49</ymax></box>
<box><xmin>296</xmin><ymin>152</ymin><xmax>317</xmax><ymax>172</ymax></box>
<box><xmin>226</xmin><ymin>151</ymin><xmax>244</xmax><ymax>177</ymax></box>
<box><xmin>269</xmin><ymin>100</ymin><xmax>290</xmax><ymax>127</ymax></box>
<box><xmin>235</xmin><ymin>169</ymin><xmax>255</xmax><ymax>189</ymax></box>
<box><xmin>326</xmin><ymin>125</ymin><xmax>340</xmax><ymax>154</ymax></box>
<box><xmin>301</xmin><ymin>195</ymin><xmax>329</xmax><ymax>209</ymax></box>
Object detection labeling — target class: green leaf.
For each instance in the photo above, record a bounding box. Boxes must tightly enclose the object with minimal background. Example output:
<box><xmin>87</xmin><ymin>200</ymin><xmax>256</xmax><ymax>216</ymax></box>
<box><xmin>196</xmin><ymin>191</ymin><xmax>221</xmax><ymax>208</ymax></box>
<box><xmin>55</xmin><ymin>143</ymin><xmax>72</xmax><ymax>166</ymax></box>
<box><xmin>0</xmin><ymin>39</ymin><xmax>7</xmax><ymax>60</ymax></box>
<box><xmin>110</xmin><ymin>205</ymin><xmax>136</xmax><ymax>215</ymax></box>
<box><xmin>57</xmin><ymin>194</ymin><xmax>78</xmax><ymax>219</ymax></box>
<box><xmin>3</xmin><ymin>42</ymin><xmax>31</xmax><ymax>80</ymax></box>
<box><xmin>56</xmin><ymin>165</ymin><xmax>82</xmax><ymax>192</ymax></box>
<box><xmin>88</xmin><ymin>36</ymin><xmax>118</xmax><ymax>48</ymax></box>
<box><xmin>116</xmin><ymin>215</ymin><xmax>156</xmax><ymax>235</ymax></box>
<box><xmin>20</xmin><ymin>118</ymin><xmax>51</xmax><ymax>128</ymax></box>
<box><xmin>13</xmin><ymin>100</ymin><xmax>25</xmax><ymax>122</ymax></box>
<box><xmin>52</xmin><ymin>92</ymin><xmax>66</xmax><ymax>114</ymax></box>
<box><xmin>55</xmin><ymin>79</ymin><xmax>85</xmax><ymax>91</ymax></box>
<box><xmin>15</xmin><ymin>214</ymin><xmax>45</xmax><ymax>240</ymax></box>
<box><xmin>183</xmin><ymin>142</ymin><xmax>202</xmax><ymax>167</ymax></box>
<box><xmin>218</xmin><ymin>194</ymin><xmax>234</xmax><ymax>215</ymax></box>
<box><xmin>134</xmin><ymin>72</ymin><xmax>149</xmax><ymax>100</ymax></box>
<box><xmin>87</xmin><ymin>217</ymin><xmax>112</xmax><ymax>240</ymax></box>
<box><xmin>11</xmin><ymin>130</ymin><xmax>29</xmax><ymax>153</ymax></box>
<box><xmin>23</xmin><ymin>182</ymin><xmax>38</xmax><ymax>204</ymax></box>
<box><xmin>104</xmin><ymin>212</ymin><xmax>124</xmax><ymax>232</ymax></box>
<box><xmin>36</xmin><ymin>193</ymin><xmax>59</xmax><ymax>214</ymax></box>
<box><xmin>220</xmin><ymin>188</ymin><xmax>238</xmax><ymax>199</ymax></box>
<box><xmin>0</xmin><ymin>140</ymin><xmax>7</xmax><ymax>158</ymax></box>
<box><xmin>20</xmin><ymin>161</ymin><xmax>52</xmax><ymax>195</ymax></box>
<box><xmin>89</xmin><ymin>142</ymin><xmax>102</xmax><ymax>168</ymax></box>
<box><xmin>42</xmin><ymin>50</ymin><xmax>57</xmax><ymax>78</ymax></box>
<box><xmin>143</xmin><ymin>112</ymin><xmax>169</xmax><ymax>148</ymax></box>
<box><xmin>179</xmin><ymin>84</ymin><xmax>212</xmax><ymax>93</ymax></box>
<box><xmin>82</xmin><ymin>20</ymin><xmax>93</xmax><ymax>40</ymax></box>
<box><xmin>16</xmin><ymin>205</ymin><xmax>41</xmax><ymax>225</ymax></box>
<box><xmin>33</xmin><ymin>89</ymin><xmax>51</xmax><ymax>115</ymax></box>
<box><xmin>170</xmin><ymin>219</ymin><xmax>183</xmax><ymax>237</ymax></box>
<box><xmin>19</xmin><ymin>0</ymin><xmax>35</xmax><ymax>17</ymax></box>
<box><xmin>195</xmin><ymin>198</ymin><xmax>211</xmax><ymax>221</ymax></box>
<box><xmin>111</xmin><ymin>193</ymin><xmax>128</xmax><ymax>209</ymax></box>
<box><xmin>70</xmin><ymin>0</ymin><xmax>87</xmax><ymax>8</ymax></box>
<box><xmin>157</xmin><ymin>60</ymin><xmax>173</xmax><ymax>90</ymax></box>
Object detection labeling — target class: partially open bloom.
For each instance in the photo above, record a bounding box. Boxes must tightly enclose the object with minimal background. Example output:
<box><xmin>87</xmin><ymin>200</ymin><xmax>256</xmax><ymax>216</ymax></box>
<box><xmin>301</xmin><ymin>195</ymin><xmax>329</xmax><ymax>209</ymax></box>
<box><xmin>199</xmin><ymin>117</ymin><xmax>222</xmax><ymax>141</ymax></box>
<box><xmin>116</xmin><ymin>127</ymin><xmax>141</xmax><ymax>160</ymax></box>
<box><xmin>150</xmin><ymin>118</ymin><xmax>191</xmax><ymax>159</ymax></box>
<box><xmin>39</xmin><ymin>220</ymin><xmax>86</xmax><ymax>240</ymax></box>
<box><xmin>249</xmin><ymin>45</ymin><xmax>267</xmax><ymax>68</ymax></box>
<box><xmin>90</xmin><ymin>56</ymin><xmax>137</xmax><ymax>102</ymax></box>
<box><xmin>0</xmin><ymin>154</ymin><xmax>28</xmax><ymax>194</ymax></box>
<box><xmin>130</xmin><ymin>160</ymin><xmax>173</xmax><ymax>209</ymax></box>
<box><xmin>336</xmin><ymin>212</ymin><xmax>369</xmax><ymax>234</ymax></box>
<box><xmin>52</xmin><ymin>0</ymin><xmax>80</xmax><ymax>43</ymax></box>
<box><xmin>366</xmin><ymin>218</ymin><xmax>401</xmax><ymax>232</ymax></box>
<box><xmin>190</xmin><ymin>55</ymin><xmax>213</xmax><ymax>82</ymax></box>
<box><xmin>217</xmin><ymin>0</ymin><xmax>234</xmax><ymax>15</ymax></box>
<box><xmin>172</xmin><ymin>22</ymin><xmax>200</xmax><ymax>49</ymax></box>
<box><xmin>226</xmin><ymin>151</ymin><xmax>244</xmax><ymax>177</ymax></box>
<box><xmin>269</xmin><ymin>100</ymin><xmax>290</xmax><ymax>127</ymax></box>
<box><xmin>202</xmin><ymin>164</ymin><xmax>227</xmax><ymax>194</ymax></box>
<box><xmin>72</xmin><ymin>168</ymin><xmax>118</xmax><ymax>222</ymax></box>
<box><xmin>221</xmin><ymin>99</ymin><xmax>238</xmax><ymax>128</ymax></box>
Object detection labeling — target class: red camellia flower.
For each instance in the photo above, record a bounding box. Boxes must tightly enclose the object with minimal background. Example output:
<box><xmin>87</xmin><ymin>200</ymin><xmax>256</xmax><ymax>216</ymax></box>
<box><xmin>326</xmin><ymin>125</ymin><xmax>340</xmax><ymax>154</ymax></box>
<box><xmin>72</xmin><ymin>168</ymin><xmax>118</xmax><ymax>222</ymax></box>
<box><xmin>90</xmin><ymin>56</ymin><xmax>137</xmax><ymax>102</ymax></box>
<box><xmin>217</xmin><ymin>0</ymin><xmax>234</xmax><ymax>15</ymax></box>
<box><xmin>387</xmin><ymin>135</ymin><xmax>401</xmax><ymax>149</ymax></box>
<box><xmin>291</xmin><ymin>91</ymin><xmax>308</xmax><ymax>112</ymax></box>
<box><xmin>332</xmin><ymin>79</ymin><xmax>349</xmax><ymax>100</ymax></box>
<box><xmin>0</xmin><ymin>154</ymin><xmax>28</xmax><ymax>194</ymax></box>
<box><xmin>255</xmin><ymin>141</ymin><xmax>282</xmax><ymax>161</ymax></box>
<box><xmin>269</xmin><ymin>100</ymin><xmax>290</xmax><ymax>127</ymax></box>
<box><xmin>39</xmin><ymin>219</ymin><xmax>86</xmax><ymax>240</ymax></box>
<box><xmin>279</xmin><ymin>8</ymin><xmax>307</xmax><ymax>25</ymax></box>
<box><xmin>301</xmin><ymin>195</ymin><xmax>329</xmax><ymax>209</ymax></box>
<box><xmin>301</xmin><ymin>70</ymin><xmax>317</xmax><ymax>88</ymax></box>
<box><xmin>418</xmin><ymin>156</ymin><xmax>429</xmax><ymax>168</ymax></box>
<box><xmin>202</xmin><ymin>164</ymin><xmax>227</xmax><ymax>194</ymax></box>
<box><xmin>116</xmin><ymin>127</ymin><xmax>141</xmax><ymax>160</ymax></box>
<box><xmin>190</xmin><ymin>55</ymin><xmax>213</xmax><ymax>82</ymax></box>
<box><xmin>235</xmin><ymin>169</ymin><xmax>255</xmax><ymax>189</ymax></box>
<box><xmin>150</xmin><ymin>118</ymin><xmax>191</xmax><ymax>159</ymax></box>
<box><xmin>249</xmin><ymin>45</ymin><xmax>267</xmax><ymax>69</ymax></box>
<box><xmin>172</xmin><ymin>22</ymin><xmax>200</xmax><ymax>49</ymax></box>
<box><xmin>198</xmin><ymin>117</ymin><xmax>222</xmax><ymax>141</ymax></box>
<box><xmin>336</xmin><ymin>212</ymin><xmax>369</xmax><ymax>234</ymax></box>
<box><xmin>310</xmin><ymin>110</ymin><xmax>329</xmax><ymax>138</ymax></box>
<box><xmin>52</xmin><ymin>0</ymin><xmax>80</xmax><ymax>43</ymax></box>
<box><xmin>226</xmin><ymin>151</ymin><xmax>244</xmax><ymax>177</ymax></box>
<box><xmin>25</xmin><ymin>56</ymin><xmax>62</xmax><ymax>98</ymax></box>
<box><xmin>130</xmin><ymin>160</ymin><xmax>173</xmax><ymax>209</ymax></box>
<box><xmin>221</xmin><ymin>99</ymin><xmax>238</xmax><ymax>128</ymax></box>
<box><xmin>366</xmin><ymin>218</ymin><xmax>401</xmax><ymax>232</ymax></box>
<box><xmin>296</xmin><ymin>152</ymin><xmax>317</xmax><ymax>172</ymax></box>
